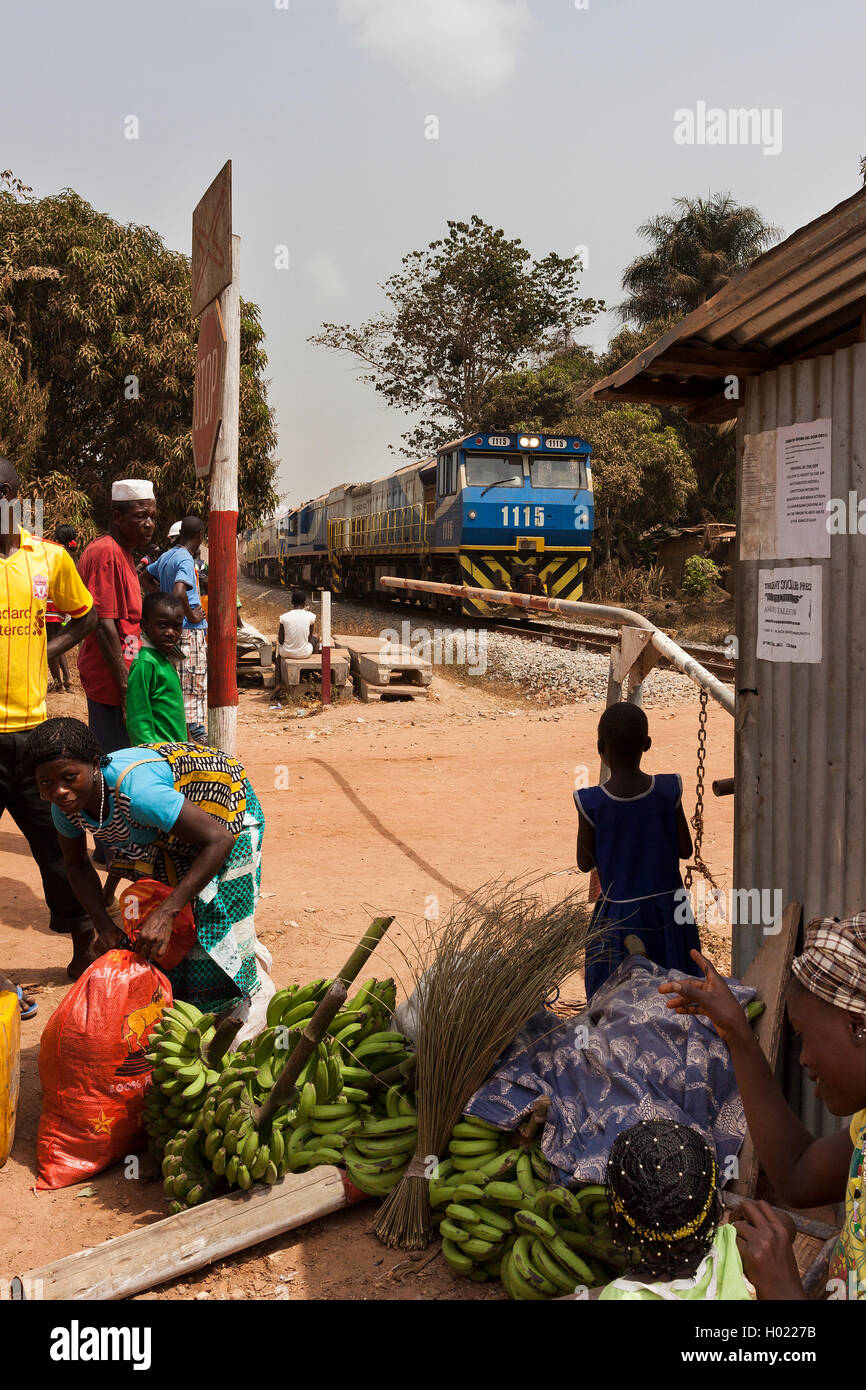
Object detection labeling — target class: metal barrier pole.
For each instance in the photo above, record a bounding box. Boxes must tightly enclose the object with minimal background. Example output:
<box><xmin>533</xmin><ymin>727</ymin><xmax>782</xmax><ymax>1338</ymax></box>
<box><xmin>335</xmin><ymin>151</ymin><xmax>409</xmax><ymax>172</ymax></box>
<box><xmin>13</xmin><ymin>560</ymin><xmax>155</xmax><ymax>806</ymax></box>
<box><xmin>379</xmin><ymin>576</ymin><xmax>734</xmax><ymax>716</ymax></box>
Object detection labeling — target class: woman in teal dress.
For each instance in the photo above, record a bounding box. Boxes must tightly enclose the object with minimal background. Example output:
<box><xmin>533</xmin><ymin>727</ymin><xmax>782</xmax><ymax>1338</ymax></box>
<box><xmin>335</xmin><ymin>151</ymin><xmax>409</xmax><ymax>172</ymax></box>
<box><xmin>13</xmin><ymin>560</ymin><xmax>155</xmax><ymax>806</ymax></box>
<box><xmin>25</xmin><ymin>717</ymin><xmax>265</xmax><ymax>1014</ymax></box>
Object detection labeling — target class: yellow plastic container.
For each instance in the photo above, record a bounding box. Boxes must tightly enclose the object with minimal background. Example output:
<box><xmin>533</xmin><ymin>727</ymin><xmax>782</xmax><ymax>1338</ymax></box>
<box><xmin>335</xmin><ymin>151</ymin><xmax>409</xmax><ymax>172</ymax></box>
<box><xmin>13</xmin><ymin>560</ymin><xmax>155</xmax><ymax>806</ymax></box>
<box><xmin>0</xmin><ymin>989</ymin><xmax>21</xmax><ymax>1168</ymax></box>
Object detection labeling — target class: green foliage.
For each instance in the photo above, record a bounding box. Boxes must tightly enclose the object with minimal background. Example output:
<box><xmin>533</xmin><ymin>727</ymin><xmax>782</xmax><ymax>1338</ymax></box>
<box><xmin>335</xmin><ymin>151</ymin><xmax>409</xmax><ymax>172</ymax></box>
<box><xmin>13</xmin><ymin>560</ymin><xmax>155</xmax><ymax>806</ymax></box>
<box><xmin>563</xmin><ymin>401</ymin><xmax>697</xmax><ymax>564</ymax></box>
<box><xmin>681</xmin><ymin>554</ymin><xmax>721</xmax><ymax>597</ymax></box>
<box><xmin>310</xmin><ymin>215</ymin><xmax>603</xmax><ymax>456</ymax></box>
<box><xmin>0</xmin><ymin>172</ymin><xmax>278</xmax><ymax>532</ymax></box>
<box><xmin>618</xmin><ymin>192</ymin><xmax>780</xmax><ymax>328</ymax></box>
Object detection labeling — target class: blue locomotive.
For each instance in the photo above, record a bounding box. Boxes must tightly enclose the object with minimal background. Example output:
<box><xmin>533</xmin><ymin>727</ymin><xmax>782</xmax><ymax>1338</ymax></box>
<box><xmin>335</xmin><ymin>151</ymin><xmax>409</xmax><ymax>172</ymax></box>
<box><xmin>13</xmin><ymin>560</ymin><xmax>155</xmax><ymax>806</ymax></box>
<box><xmin>242</xmin><ymin>431</ymin><xmax>593</xmax><ymax>615</ymax></box>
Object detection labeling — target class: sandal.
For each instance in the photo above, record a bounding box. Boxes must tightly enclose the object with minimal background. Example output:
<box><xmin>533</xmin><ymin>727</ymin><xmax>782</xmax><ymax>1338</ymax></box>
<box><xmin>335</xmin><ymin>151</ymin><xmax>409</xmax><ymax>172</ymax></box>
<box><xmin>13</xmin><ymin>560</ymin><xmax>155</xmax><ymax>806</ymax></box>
<box><xmin>16</xmin><ymin>985</ymin><xmax>37</xmax><ymax>1020</ymax></box>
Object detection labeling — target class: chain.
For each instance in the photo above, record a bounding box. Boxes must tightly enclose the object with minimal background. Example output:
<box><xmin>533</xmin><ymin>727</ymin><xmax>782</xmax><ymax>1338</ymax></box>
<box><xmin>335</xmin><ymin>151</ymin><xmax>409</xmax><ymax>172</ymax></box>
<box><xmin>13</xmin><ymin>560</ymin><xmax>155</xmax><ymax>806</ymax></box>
<box><xmin>684</xmin><ymin>688</ymin><xmax>719</xmax><ymax>891</ymax></box>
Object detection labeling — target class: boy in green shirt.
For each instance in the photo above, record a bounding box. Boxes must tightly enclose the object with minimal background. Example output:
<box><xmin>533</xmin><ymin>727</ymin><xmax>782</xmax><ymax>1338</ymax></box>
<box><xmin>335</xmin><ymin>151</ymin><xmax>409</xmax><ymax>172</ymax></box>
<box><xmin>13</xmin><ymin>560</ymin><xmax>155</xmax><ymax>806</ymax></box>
<box><xmin>126</xmin><ymin>592</ymin><xmax>189</xmax><ymax>745</ymax></box>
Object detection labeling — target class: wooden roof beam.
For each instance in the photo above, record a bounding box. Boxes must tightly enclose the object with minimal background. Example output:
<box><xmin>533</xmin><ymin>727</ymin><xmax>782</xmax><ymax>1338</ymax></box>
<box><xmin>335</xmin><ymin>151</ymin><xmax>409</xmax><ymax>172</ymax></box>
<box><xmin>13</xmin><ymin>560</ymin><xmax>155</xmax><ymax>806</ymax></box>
<box><xmin>647</xmin><ymin>345</ymin><xmax>784</xmax><ymax>375</ymax></box>
<box><xmin>599</xmin><ymin>380</ymin><xmax>718</xmax><ymax>405</ymax></box>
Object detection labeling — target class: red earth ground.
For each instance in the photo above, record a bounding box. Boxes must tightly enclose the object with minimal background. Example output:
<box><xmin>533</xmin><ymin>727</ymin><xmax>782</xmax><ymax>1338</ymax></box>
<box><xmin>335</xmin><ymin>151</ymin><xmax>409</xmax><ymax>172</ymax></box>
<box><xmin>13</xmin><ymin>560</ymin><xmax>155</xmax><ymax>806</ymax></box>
<box><xmin>0</xmin><ymin>663</ymin><xmax>735</xmax><ymax>1301</ymax></box>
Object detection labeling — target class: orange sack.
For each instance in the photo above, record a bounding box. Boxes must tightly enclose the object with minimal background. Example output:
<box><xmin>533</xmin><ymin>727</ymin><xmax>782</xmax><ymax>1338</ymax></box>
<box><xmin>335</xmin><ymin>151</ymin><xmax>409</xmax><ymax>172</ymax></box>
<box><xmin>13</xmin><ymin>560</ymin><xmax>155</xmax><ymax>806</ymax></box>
<box><xmin>118</xmin><ymin>879</ymin><xmax>196</xmax><ymax>972</ymax></box>
<box><xmin>36</xmin><ymin>949</ymin><xmax>172</xmax><ymax>1189</ymax></box>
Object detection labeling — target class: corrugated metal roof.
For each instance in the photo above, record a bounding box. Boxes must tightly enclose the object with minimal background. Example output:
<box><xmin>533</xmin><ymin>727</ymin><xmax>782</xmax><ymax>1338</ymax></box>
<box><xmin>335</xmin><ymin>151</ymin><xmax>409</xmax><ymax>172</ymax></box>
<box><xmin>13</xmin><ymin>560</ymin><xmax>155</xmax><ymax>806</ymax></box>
<box><xmin>579</xmin><ymin>186</ymin><xmax>866</xmax><ymax>423</ymax></box>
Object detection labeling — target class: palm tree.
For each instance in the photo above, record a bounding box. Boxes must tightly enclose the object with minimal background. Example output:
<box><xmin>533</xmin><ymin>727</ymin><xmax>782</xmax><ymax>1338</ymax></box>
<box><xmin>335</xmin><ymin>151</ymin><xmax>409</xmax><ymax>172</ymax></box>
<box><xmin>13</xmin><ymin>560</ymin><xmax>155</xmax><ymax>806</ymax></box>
<box><xmin>618</xmin><ymin>192</ymin><xmax>780</xmax><ymax>327</ymax></box>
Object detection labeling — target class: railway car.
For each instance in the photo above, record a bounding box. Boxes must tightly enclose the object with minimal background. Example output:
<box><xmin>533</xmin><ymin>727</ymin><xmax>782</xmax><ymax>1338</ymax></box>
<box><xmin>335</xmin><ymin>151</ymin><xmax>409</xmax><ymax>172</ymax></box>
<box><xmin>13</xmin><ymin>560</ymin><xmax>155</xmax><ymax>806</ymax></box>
<box><xmin>242</xmin><ymin>431</ymin><xmax>593</xmax><ymax>615</ymax></box>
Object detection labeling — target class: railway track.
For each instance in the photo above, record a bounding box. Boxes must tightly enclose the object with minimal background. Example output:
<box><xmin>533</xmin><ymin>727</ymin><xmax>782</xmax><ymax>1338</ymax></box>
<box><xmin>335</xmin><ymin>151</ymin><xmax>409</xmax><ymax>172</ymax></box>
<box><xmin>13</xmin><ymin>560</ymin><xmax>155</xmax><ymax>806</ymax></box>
<box><xmin>486</xmin><ymin>615</ymin><xmax>735</xmax><ymax>683</ymax></box>
<box><xmin>239</xmin><ymin>576</ymin><xmax>735</xmax><ymax>686</ymax></box>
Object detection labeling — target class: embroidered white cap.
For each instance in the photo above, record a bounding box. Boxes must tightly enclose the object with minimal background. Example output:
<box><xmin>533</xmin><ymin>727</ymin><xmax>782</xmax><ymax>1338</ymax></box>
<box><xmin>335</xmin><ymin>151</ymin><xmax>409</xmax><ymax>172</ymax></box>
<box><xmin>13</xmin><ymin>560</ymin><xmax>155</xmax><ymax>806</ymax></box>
<box><xmin>111</xmin><ymin>478</ymin><xmax>155</xmax><ymax>502</ymax></box>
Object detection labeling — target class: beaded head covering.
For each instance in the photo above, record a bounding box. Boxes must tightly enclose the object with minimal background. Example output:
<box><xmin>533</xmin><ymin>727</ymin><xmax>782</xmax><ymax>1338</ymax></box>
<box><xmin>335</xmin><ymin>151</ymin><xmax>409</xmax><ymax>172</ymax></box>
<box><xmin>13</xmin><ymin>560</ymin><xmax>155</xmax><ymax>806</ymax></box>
<box><xmin>605</xmin><ymin>1119</ymin><xmax>721</xmax><ymax>1280</ymax></box>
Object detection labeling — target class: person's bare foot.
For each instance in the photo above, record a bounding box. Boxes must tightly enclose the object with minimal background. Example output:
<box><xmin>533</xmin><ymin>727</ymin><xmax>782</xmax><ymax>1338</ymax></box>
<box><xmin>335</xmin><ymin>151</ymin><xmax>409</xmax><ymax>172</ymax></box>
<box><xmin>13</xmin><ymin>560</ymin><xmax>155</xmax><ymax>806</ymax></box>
<box><xmin>67</xmin><ymin>928</ymin><xmax>98</xmax><ymax>981</ymax></box>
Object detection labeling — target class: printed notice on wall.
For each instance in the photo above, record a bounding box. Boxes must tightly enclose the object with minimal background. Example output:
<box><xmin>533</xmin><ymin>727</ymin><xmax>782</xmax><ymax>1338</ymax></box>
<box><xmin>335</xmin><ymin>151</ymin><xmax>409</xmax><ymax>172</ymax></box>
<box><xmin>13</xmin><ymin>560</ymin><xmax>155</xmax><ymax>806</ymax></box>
<box><xmin>740</xmin><ymin>428</ymin><xmax>777</xmax><ymax>560</ymax></box>
<box><xmin>775</xmin><ymin>419</ymin><xmax>831</xmax><ymax>559</ymax></box>
<box><xmin>756</xmin><ymin>565</ymin><xmax>822</xmax><ymax>663</ymax></box>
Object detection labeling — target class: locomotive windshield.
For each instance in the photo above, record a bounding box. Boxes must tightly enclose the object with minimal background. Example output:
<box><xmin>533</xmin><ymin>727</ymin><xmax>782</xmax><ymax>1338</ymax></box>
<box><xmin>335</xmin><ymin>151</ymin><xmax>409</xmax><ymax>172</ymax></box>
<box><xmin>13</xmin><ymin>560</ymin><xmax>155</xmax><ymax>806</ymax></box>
<box><xmin>464</xmin><ymin>455</ymin><xmax>524</xmax><ymax>488</ymax></box>
<box><xmin>529</xmin><ymin>456</ymin><xmax>589</xmax><ymax>490</ymax></box>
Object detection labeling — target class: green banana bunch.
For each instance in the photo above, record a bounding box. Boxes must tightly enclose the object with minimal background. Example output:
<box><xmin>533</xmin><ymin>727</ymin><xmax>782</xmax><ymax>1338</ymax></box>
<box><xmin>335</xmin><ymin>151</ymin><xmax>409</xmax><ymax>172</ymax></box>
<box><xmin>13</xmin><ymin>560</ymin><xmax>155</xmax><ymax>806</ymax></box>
<box><xmin>162</xmin><ymin>1123</ymin><xmax>219</xmax><ymax>1212</ymax></box>
<box><xmin>340</xmin><ymin>1096</ymin><xmax>419</xmax><ymax>1196</ymax></box>
<box><xmin>145</xmin><ymin>1000</ymin><xmax>222</xmax><ymax>1107</ymax></box>
<box><xmin>431</xmin><ymin>1116</ymin><xmax>626</xmax><ymax>1298</ymax></box>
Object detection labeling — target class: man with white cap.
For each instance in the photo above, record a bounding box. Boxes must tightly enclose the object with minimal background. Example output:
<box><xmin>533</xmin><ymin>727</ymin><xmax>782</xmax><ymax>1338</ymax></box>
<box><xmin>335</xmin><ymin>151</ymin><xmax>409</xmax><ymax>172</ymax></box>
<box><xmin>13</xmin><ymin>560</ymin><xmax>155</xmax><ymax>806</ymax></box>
<box><xmin>77</xmin><ymin>479</ymin><xmax>156</xmax><ymax>756</ymax></box>
<box><xmin>167</xmin><ymin>520</ymin><xmax>182</xmax><ymax>544</ymax></box>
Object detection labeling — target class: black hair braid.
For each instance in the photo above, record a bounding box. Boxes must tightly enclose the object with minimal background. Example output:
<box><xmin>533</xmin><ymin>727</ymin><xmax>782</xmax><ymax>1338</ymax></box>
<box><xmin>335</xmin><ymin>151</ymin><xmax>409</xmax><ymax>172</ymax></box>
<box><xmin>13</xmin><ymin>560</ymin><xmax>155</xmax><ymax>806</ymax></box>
<box><xmin>605</xmin><ymin>1119</ymin><xmax>721</xmax><ymax>1281</ymax></box>
<box><xmin>22</xmin><ymin>717</ymin><xmax>110</xmax><ymax>777</ymax></box>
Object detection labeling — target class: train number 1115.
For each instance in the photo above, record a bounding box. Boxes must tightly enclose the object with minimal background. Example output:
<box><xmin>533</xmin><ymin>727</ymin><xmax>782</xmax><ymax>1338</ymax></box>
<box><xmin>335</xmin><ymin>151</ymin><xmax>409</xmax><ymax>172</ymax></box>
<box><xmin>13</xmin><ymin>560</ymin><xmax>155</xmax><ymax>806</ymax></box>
<box><xmin>502</xmin><ymin>505</ymin><xmax>545</xmax><ymax>527</ymax></box>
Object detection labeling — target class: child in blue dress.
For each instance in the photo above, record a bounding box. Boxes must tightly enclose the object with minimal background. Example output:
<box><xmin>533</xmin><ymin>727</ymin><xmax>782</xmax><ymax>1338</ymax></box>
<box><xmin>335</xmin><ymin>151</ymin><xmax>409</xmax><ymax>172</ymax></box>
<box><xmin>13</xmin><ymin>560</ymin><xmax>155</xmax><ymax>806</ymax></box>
<box><xmin>575</xmin><ymin>701</ymin><xmax>701</xmax><ymax>998</ymax></box>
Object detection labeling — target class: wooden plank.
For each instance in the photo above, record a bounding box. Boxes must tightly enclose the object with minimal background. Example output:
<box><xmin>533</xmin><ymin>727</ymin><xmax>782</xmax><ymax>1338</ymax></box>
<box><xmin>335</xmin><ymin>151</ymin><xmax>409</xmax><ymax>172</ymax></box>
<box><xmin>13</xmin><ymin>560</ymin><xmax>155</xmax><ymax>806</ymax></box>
<box><xmin>651</xmin><ymin>346</ymin><xmax>784</xmax><ymax>374</ymax></box>
<box><xmin>278</xmin><ymin>650</ymin><xmax>349</xmax><ymax>687</ymax></box>
<box><xmin>729</xmin><ymin>901</ymin><xmax>802</xmax><ymax>1198</ymax></box>
<box><xmin>353</xmin><ymin>676</ymin><xmax>428</xmax><ymax>703</ymax></box>
<box><xmin>14</xmin><ymin>1167</ymin><xmax>351</xmax><ymax>1301</ymax></box>
<box><xmin>600</xmin><ymin>380</ymin><xmax>717</xmax><ymax>405</ymax></box>
<box><xmin>191</xmin><ymin>161</ymin><xmax>232</xmax><ymax>318</ymax></box>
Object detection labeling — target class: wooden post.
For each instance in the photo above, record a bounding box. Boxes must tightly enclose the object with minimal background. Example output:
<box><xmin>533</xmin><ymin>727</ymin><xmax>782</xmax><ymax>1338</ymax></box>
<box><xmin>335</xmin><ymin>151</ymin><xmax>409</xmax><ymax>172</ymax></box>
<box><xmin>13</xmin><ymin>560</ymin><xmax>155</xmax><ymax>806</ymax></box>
<box><xmin>13</xmin><ymin>1167</ymin><xmax>353</xmax><ymax>1301</ymax></box>
<box><xmin>208</xmin><ymin>234</ymin><xmax>241</xmax><ymax>755</ymax></box>
<box><xmin>321</xmin><ymin>589</ymin><xmax>332</xmax><ymax>705</ymax></box>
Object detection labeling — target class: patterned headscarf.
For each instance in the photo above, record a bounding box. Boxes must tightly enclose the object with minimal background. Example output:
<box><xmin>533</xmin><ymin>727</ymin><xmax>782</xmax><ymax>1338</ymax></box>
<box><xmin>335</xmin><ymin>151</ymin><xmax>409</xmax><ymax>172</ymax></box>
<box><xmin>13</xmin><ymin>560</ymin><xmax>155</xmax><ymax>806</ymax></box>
<box><xmin>791</xmin><ymin>913</ymin><xmax>866</xmax><ymax>1015</ymax></box>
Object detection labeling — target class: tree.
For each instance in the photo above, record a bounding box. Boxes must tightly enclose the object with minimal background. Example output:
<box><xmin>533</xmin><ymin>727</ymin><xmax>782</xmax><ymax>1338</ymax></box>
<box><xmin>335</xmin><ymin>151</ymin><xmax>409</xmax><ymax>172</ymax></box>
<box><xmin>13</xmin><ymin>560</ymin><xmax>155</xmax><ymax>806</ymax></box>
<box><xmin>560</xmin><ymin>399</ymin><xmax>697</xmax><ymax>564</ymax></box>
<box><xmin>310</xmin><ymin>215</ymin><xmax>603</xmax><ymax>456</ymax></box>
<box><xmin>0</xmin><ymin>172</ymin><xmax>278</xmax><ymax>532</ymax></box>
<box><xmin>618</xmin><ymin>192</ymin><xmax>780</xmax><ymax>328</ymax></box>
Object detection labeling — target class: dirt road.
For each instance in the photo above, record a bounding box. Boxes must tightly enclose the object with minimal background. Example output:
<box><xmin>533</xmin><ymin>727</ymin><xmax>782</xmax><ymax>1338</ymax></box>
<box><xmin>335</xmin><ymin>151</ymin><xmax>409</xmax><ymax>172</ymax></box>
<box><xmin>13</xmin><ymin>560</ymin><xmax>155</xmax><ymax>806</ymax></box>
<box><xmin>0</xmin><ymin>651</ymin><xmax>734</xmax><ymax>1300</ymax></box>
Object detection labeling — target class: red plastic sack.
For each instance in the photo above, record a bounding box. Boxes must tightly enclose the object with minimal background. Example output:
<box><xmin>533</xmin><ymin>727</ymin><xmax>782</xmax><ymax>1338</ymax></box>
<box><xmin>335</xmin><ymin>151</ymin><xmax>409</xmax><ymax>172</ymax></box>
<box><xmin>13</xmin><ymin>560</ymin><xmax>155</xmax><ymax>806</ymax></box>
<box><xmin>119</xmin><ymin>879</ymin><xmax>196</xmax><ymax>971</ymax></box>
<box><xmin>36</xmin><ymin>949</ymin><xmax>172</xmax><ymax>1189</ymax></box>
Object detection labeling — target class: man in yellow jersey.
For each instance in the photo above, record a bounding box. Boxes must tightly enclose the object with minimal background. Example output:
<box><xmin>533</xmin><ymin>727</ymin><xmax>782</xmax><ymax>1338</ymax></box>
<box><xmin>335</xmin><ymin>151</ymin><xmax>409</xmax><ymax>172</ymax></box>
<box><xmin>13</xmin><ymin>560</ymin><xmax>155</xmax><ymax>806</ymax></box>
<box><xmin>0</xmin><ymin>458</ymin><xmax>98</xmax><ymax>987</ymax></box>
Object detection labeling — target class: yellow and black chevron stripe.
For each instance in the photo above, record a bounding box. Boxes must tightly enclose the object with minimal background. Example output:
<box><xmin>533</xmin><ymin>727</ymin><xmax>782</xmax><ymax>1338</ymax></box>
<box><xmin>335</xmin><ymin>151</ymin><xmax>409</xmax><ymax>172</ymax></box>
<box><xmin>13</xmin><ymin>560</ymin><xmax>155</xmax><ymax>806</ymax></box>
<box><xmin>458</xmin><ymin>551</ymin><xmax>589</xmax><ymax>615</ymax></box>
<box><xmin>539</xmin><ymin>554</ymin><xmax>590</xmax><ymax>600</ymax></box>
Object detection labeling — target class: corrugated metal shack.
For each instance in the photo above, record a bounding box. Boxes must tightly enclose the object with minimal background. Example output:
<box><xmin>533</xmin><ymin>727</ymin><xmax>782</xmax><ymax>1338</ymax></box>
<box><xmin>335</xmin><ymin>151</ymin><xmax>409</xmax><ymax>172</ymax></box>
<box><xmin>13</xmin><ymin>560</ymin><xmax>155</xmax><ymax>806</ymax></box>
<box><xmin>580</xmin><ymin>185</ymin><xmax>866</xmax><ymax>1135</ymax></box>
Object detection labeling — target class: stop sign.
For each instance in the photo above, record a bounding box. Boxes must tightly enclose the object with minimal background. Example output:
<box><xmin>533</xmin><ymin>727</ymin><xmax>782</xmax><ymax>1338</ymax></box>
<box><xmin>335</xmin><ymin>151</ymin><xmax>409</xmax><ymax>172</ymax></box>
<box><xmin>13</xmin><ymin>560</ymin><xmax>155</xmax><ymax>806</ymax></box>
<box><xmin>193</xmin><ymin>300</ymin><xmax>227</xmax><ymax>478</ymax></box>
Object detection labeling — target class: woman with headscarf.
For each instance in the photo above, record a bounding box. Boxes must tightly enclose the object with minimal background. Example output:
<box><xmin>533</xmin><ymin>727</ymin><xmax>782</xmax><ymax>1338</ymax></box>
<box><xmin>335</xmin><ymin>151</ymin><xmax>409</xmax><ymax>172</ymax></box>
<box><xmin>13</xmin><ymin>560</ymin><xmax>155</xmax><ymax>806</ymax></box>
<box><xmin>25</xmin><ymin>717</ymin><xmax>268</xmax><ymax>1018</ymax></box>
<box><xmin>660</xmin><ymin>924</ymin><xmax>866</xmax><ymax>1300</ymax></box>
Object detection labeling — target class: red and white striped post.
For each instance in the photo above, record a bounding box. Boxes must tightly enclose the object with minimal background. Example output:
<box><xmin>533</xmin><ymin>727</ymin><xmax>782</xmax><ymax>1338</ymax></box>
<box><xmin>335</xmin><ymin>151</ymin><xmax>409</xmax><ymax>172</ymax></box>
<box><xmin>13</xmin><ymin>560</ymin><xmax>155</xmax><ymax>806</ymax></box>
<box><xmin>207</xmin><ymin>234</ymin><xmax>240</xmax><ymax>754</ymax></box>
<box><xmin>320</xmin><ymin>589</ymin><xmax>332</xmax><ymax>706</ymax></box>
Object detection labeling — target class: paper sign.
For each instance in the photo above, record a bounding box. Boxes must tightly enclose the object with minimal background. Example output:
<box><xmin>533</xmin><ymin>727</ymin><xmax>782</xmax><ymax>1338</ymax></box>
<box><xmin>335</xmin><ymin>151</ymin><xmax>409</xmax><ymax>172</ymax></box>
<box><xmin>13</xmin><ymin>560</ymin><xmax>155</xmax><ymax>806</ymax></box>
<box><xmin>775</xmin><ymin>419</ymin><xmax>831</xmax><ymax>559</ymax></box>
<box><xmin>740</xmin><ymin>428</ymin><xmax>777</xmax><ymax>560</ymax></box>
<box><xmin>756</xmin><ymin>565</ymin><xmax>822</xmax><ymax>664</ymax></box>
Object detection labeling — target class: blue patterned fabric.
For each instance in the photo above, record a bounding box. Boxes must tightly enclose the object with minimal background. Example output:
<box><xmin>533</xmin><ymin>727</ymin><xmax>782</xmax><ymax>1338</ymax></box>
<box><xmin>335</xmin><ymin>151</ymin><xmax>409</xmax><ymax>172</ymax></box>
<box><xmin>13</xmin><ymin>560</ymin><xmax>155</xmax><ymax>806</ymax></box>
<box><xmin>464</xmin><ymin>956</ymin><xmax>754</xmax><ymax>1187</ymax></box>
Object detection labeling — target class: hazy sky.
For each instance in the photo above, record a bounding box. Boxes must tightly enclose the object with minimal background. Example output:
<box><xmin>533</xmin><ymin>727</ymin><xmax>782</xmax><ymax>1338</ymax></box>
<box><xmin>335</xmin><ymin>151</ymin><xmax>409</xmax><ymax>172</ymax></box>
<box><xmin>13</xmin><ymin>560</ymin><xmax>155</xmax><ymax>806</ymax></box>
<box><xmin>4</xmin><ymin>0</ymin><xmax>864</xmax><ymax>509</ymax></box>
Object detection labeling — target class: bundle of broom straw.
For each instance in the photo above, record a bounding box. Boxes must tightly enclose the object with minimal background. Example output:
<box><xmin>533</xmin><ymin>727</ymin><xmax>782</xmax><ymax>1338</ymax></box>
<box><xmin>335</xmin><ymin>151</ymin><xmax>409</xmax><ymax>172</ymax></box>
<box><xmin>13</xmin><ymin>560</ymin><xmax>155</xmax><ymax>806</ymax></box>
<box><xmin>372</xmin><ymin>876</ymin><xmax>600</xmax><ymax>1250</ymax></box>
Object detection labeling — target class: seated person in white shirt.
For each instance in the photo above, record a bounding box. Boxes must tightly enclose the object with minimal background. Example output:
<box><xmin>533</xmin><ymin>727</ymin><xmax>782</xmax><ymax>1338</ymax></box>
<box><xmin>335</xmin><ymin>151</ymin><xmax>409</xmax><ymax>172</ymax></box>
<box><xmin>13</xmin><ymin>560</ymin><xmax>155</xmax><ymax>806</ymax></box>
<box><xmin>278</xmin><ymin>590</ymin><xmax>321</xmax><ymax>659</ymax></box>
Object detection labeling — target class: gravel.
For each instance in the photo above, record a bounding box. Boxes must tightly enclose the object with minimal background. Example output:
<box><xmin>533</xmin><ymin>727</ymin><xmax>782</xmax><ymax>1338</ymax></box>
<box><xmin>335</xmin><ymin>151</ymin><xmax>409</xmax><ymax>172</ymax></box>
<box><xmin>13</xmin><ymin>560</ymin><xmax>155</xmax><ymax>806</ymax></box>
<box><xmin>329</xmin><ymin>601</ymin><xmax>701</xmax><ymax>708</ymax></box>
<box><xmin>239</xmin><ymin>585</ymin><xmax>704</xmax><ymax>708</ymax></box>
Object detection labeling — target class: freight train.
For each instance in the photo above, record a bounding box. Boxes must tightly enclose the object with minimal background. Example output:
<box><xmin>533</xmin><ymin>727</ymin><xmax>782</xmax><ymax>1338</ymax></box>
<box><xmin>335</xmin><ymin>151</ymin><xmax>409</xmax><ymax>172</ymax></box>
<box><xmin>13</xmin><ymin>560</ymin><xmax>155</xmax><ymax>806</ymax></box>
<box><xmin>242</xmin><ymin>431</ymin><xmax>593</xmax><ymax>616</ymax></box>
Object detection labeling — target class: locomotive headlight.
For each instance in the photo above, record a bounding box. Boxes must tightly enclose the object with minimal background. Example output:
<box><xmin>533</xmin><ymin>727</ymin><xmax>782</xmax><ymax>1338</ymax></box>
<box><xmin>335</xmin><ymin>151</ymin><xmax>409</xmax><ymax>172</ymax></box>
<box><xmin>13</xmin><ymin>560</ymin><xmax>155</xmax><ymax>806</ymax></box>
<box><xmin>468</xmin><ymin>510</ymin><xmax>477</xmax><ymax>520</ymax></box>
<box><xmin>519</xmin><ymin>435</ymin><xmax>540</xmax><ymax>448</ymax></box>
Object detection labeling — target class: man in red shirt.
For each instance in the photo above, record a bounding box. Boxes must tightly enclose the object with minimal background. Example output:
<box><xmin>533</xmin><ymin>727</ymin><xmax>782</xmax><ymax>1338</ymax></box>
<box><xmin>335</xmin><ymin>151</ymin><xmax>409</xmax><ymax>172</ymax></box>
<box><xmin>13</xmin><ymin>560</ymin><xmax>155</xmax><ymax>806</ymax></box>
<box><xmin>77</xmin><ymin>479</ymin><xmax>156</xmax><ymax>755</ymax></box>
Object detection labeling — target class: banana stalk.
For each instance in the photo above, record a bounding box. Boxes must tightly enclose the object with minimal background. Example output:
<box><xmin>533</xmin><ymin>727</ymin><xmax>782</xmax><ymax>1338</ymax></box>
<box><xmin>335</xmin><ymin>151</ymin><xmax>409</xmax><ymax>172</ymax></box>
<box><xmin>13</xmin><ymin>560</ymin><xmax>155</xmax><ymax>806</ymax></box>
<box><xmin>204</xmin><ymin>1014</ymin><xmax>244</xmax><ymax>1070</ymax></box>
<box><xmin>254</xmin><ymin>980</ymin><xmax>347</xmax><ymax>1133</ymax></box>
<box><xmin>334</xmin><ymin>915</ymin><xmax>395</xmax><ymax>988</ymax></box>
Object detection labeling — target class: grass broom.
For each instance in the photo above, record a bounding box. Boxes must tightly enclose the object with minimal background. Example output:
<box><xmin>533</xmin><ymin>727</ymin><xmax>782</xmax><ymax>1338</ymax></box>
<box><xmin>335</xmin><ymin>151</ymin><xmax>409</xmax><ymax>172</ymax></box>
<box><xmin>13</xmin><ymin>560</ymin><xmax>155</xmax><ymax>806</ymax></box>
<box><xmin>372</xmin><ymin>875</ymin><xmax>600</xmax><ymax>1250</ymax></box>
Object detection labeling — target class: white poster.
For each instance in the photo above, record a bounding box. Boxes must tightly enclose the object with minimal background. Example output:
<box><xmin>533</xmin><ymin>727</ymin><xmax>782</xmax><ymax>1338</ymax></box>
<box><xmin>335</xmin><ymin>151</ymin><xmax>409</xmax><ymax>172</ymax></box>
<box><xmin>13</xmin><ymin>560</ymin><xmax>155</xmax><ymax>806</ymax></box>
<box><xmin>756</xmin><ymin>565</ymin><xmax>822</xmax><ymax>664</ymax></box>
<box><xmin>740</xmin><ymin>428</ymin><xmax>777</xmax><ymax>560</ymax></box>
<box><xmin>775</xmin><ymin>419</ymin><xmax>832</xmax><ymax>560</ymax></box>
